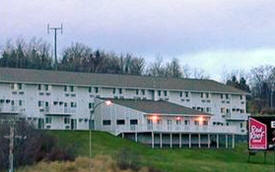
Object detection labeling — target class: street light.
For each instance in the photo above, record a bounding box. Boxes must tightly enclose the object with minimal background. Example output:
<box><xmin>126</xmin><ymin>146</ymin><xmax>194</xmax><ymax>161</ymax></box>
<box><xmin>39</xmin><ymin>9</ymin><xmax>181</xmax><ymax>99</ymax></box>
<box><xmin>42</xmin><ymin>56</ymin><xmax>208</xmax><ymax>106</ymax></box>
<box><xmin>89</xmin><ymin>100</ymin><xmax>112</xmax><ymax>171</ymax></box>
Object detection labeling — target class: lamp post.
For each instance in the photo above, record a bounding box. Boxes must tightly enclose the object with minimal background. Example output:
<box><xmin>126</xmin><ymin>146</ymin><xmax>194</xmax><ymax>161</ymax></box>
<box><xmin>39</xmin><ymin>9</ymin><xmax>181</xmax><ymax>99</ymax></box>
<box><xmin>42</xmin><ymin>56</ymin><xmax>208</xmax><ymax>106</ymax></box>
<box><xmin>89</xmin><ymin>100</ymin><xmax>112</xmax><ymax>171</ymax></box>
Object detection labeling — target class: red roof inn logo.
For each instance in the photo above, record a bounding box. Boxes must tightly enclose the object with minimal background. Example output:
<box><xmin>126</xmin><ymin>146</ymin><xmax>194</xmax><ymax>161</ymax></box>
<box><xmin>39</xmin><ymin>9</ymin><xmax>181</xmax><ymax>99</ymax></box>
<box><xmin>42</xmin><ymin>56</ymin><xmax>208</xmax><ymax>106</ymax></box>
<box><xmin>249</xmin><ymin>118</ymin><xmax>267</xmax><ymax>150</ymax></box>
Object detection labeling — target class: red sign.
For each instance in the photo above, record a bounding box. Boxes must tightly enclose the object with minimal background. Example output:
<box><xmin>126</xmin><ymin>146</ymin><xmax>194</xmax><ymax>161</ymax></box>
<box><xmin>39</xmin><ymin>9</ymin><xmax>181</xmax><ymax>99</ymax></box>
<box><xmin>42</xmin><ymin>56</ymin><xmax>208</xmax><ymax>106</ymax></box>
<box><xmin>249</xmin><ymin>118</ymin><xmax>267</xmax><ymax>150</ymax></box>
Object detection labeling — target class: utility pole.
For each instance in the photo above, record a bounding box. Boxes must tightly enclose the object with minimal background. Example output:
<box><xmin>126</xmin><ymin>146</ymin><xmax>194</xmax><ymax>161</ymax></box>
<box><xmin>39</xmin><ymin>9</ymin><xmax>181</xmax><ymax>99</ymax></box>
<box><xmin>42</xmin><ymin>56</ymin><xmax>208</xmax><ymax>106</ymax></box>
<box><xmin>47</xmin><ymin>24</ymin><xmax>63</xmax><ymax>70</ymax></box>
<box><xmin>2</xmin><ymin>118</ymin><xmax>25</xmax><ymax>172</ymax></box>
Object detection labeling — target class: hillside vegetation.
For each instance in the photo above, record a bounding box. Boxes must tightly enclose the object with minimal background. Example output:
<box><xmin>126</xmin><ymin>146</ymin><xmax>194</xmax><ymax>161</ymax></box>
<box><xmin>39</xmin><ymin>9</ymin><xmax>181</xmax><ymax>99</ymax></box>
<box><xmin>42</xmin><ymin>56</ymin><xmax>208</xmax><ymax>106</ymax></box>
<box><xmin>27</xmin><ymin>131</ymin><xmax>273</xmax><ymax>172</ymax></box>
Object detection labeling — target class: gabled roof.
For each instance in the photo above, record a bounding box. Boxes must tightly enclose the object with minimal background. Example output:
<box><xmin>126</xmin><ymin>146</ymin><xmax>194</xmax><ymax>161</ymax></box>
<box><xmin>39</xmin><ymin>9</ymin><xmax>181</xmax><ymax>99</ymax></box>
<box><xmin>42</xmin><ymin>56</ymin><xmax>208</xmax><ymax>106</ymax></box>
<box><xmin>107</xmin><ymin>98</ymin><xmax>212</xmax><ymax>116</ymax></box>
<box><xmin>0</xmin><ymin>67</ymin><xmax>247</xmax><ymax>94</ymax></box>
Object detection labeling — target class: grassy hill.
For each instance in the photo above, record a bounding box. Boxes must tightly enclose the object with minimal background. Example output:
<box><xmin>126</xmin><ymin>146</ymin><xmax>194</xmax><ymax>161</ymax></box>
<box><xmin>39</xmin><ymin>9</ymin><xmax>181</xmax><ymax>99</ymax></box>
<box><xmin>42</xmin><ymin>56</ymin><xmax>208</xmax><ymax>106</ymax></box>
<box><xmin>47</xmin><ymin>131</ymin><xmax>273</xmax><ymax>172</ymax></box>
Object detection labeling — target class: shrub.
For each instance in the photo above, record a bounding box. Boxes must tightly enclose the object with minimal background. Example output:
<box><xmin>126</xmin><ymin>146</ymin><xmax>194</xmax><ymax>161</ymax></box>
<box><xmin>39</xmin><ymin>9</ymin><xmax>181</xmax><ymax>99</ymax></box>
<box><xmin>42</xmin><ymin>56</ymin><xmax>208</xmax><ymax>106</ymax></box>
<box><xmin>116</xmin><ymin>148</ymin><xmax>141</xmax><ymax>171</ymax></box>
<box><xmin>0</xmin><ymin>119</ymin><xmax>74</xmax><ymax>171</ymax></box>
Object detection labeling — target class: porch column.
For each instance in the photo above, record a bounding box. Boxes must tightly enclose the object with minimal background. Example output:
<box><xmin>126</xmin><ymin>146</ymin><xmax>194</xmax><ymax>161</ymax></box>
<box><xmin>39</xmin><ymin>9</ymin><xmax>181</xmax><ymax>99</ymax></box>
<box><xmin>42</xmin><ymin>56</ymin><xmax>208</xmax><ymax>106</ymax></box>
<box><xmin>232</xmin><ymin>134</ymin><xmax>235</xmax><ymax>149</ymax></box>
<box><xmin>208</xmin><ymin>134</ymin><xmax>210</xmax><ymax>148</ymax></box>
<box><xmin>135</xmin><ymin>132</ymin><xmax>138</xmax><ymax>142</ymax></box>
<box><xmin>170</xmin><ymin>133</ymin><xmax>172</xmax><ymax>148</ymax></box>
<box><xmin>189</xmin><ymin>134</ymin><xmax>191</xmax><ymax>148</ymax></box>
<box><xmin>160</xmin><ymin>133</ymin><xmax>163</xmax><ymax>148</ymax></box>
<box><xmin>198</xmin><ymin>134</ymin><xmax>201</xmax><ymax>148</ymax></box>
<box><xmin>152</xmin><ymin>132</ymin><xmax>154</xmax><ymax>148</ymax></box>
<box><xmin>225</xmin><ymin>135</ymin><xmax>228</xmax><ymax>149</ymax></box>
<box><xmin>179</xmin><ymin>133</ymin><xmax>182</xmax><ymax>148</ymax></box>
<box><xmin>216</xmin><ymin>134</ymin><xmax>219</xmax><ymax>149</ymax></box>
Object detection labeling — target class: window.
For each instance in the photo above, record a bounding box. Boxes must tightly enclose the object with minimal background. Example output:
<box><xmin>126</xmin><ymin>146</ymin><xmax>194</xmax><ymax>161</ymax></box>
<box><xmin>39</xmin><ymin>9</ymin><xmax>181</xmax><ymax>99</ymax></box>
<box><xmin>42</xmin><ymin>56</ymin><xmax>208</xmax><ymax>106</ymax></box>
<box><xmin>185</xmin><ymin>92</ymin><xmax>189</xmax><ymax>97</ymax></box>
<box><xmin>45</xmin><ymin>85</ymin><xmax>49</xmax><ymax>91</ymax></box>
<box><xmin>206</xmin><ymin>93</ymin><xmax>209</xmax><ymax>98</ymax></box>
<box><xmin>176</xmin><ymin>120</ymin><xmax>181</xmax><ymax>125</ymax></box>
<box><xmin>38</xmin><ymin>101</ymin><xmax>42</xmax><ymax>107</ymax></box>
<box><xmin>225</xmin><ymin>94</ymin><xmax>229</xmax><ymax>99</ymax></box>
<box><xmin>130</xmin><ymin>119</ymin><xmax>138</xmax><ymax>125</ymax></box>
<box><xmin>38</xmin><ymin>84</ymin><xmax>41</xmax><ymax>90</ymax></box>
<box><xmin>45</xmin><ymin>117</ymin><xmax>52</xmax><ymax>124</ymax></box>
<box><xmin>113</xmin><ymin>88</ymin><xmax>116</xmax><ymax>94</ymax></box>
<box><xmin>180</xmin><ymin>92</ymin><xmax>183</xmax><ymax>97</ymax></box>
<box><xmin>194</xmin><ymin>121</ymin><xmax>199</xmax><ymax>126</ymax></box>
<box><xmin>89</xmin><ymin>103</ymin><xmax>93</xmax><ymax>109</ymax></box>
<box><xmin>240</xmin><ymin>95</ymin><xmax>243</xmax><ymax>100</ymax></box>
<box><xmin>119</xmin><ymin>88</ymin><xmax>122</xmax><ymax>94</ymax></box>
<box><xmin>136</xmin><ymin>89</ymin><xmax>139</xmax><ymax>95</ymax></box>
<box><xmin>103</xmin><ymin>120</ymin><xmax>111</xmax><ymax>125</ymax></box>
<box><xmin>158</xmin><ymin>90</ymin><xmax>161</xmax><ymax>96</ymax></box>
<box><xmin>147</xmin><ymin>119</ymin><xmax>152</xmax><ymax>124</ymax></box>
<box><xmin>71</xmin><ymin>102</ymin><xmax>77</xmax><ymax>108</ymax></box>
<box><xmin>18</xmin><ymin>83</ymin><xmax>22</xmax><ymax>90</ymax></box>
<box><xmin>117</xmin><ymin>119</ymin><xmax>125</xmax><ymax>125</ymax></box>
<box><xmin>53</xmin><ymin>101</ymin><xmax>58</xmax><ymax>105</ymax></box>
<box><xmin>220</xmin><ymin>94</ymin><xmax>224</xmax><ymax>99</ymax></box>
<box><xmin>240</xmin><ymin>109</ymin><xmax>244</xmax><ymax>113</ymax></box>
<box><xmin>95</xmin><ymin>87</ymin><xmax>99</xmax><ymax>93</ymax></box>
<box><xmin>141</xmin><ymin>89</ymin><xmax>145</xmax><ymax>95</ymax></box>
<box><xmin>11</xmin><ymin>100</ymin><xmax>14</xmax><ymax>105</ymax></box>
<box><xmin>164</xmin><ymin>91</ymin><xmax>167</xmax><ymax>96</ymax></box>
<box><xmin>240</xmin><ymin>122</ymin><xmax>243</xmax><ymax>128</ymax></box>
<box><xmin>88</xmin><ymin>87</ymin><xmax>92</xmax><ymax>93</ymax></box>
<box><xmin>70</xmin><ymin>86</ymin><xmax>74</xmax><ymax>92</ymax></box>
<box><xmin>206</xmin><ymin>107</ymin><xmax>211</xmax><ymax>112</ymax></box>
<box><xmin>226</xmin><ymin>109</ymin><xmax>230</xmax><ymax>113</ymax></box>
<box><xmin>221</xmin><ymin>108</ymin><xmax>225</xmax><ymax>113</ymax></box>
<box><xmin>203</xmin><ymin>121</ymin><xmax>208</xmax><ymax>126</ymax></box>
<box><xmin>11</xmin><ymin>84</ymin><xmax>15</xmax><ymax>90</ymax></box>
<box><xmin>64</xmin><ymin>117</ymin><xmax>70</xmax><ymax>124</ymax></box>
<box><xmin>184</xmin><ymin>120</ymin><xmax>190</xmax><ymax>125</ymax></box>
<box><xmin>19</xmin><ymin>100</ymin><xmax>23</xmax><ymax>106</ymax></box>
<box><xmin>64</xmin><ymin>86</ymin><xmax>67</xmax><ymax>92</ymax></box>
<box><xmin>157</xmin><ymin>119</ymin><xmax>162</xmax><ymax>125</ymax></box>
<box><xmin>200</xmin><ymin>92</ymin><xmax>203</xmax><ymax>98</ymax></box>
<box><xmin>45</xmin><ymin>102</ymin><xmax>49</xmax><ymax>107</ymax></box>
<box><xmin>64</xmin><ymin>102</ymin><xmax>68</xmax><ymax>107</ymax></box>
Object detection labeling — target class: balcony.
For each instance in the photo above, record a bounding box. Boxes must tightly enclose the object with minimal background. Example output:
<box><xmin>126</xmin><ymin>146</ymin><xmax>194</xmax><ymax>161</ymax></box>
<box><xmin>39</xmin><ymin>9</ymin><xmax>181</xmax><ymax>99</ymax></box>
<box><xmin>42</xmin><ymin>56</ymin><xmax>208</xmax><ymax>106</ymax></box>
<box><xmin>116</xmin><ymin>124</ymin><xmax>241</xmax><ymax>135</ymax></box>
<box><xmin>0</xmin><ymin>105</ymin><xmax>23</xmax><ymax>115</ymax></box>
<box><xmin>224</xmin><ymin>113</ymin><xmax>249</xmax><ymax>121</ymax></box>
<box><xmin>44</xmin><ymin>106</ymin><xmax>75</xmax><ymax>116</ymax></box>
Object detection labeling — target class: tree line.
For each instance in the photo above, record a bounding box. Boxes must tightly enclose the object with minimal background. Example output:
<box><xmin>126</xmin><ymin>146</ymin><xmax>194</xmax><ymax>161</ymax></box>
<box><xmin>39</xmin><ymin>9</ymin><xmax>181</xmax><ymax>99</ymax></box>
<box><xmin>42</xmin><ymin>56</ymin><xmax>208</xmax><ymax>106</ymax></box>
<box><xmin>0</xmin><ymin>38</ymin><xmax>274</xmax><ymax>113</ymax></box>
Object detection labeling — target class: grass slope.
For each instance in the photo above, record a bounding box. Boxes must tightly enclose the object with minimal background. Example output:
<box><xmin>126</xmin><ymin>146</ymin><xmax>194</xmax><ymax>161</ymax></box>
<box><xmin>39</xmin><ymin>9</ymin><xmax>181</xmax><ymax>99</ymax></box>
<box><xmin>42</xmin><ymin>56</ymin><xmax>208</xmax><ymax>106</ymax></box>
<box><xmin>48</xmin><ymin>131</ymin><xmax>273</xmax><ymax>172</ymax></box>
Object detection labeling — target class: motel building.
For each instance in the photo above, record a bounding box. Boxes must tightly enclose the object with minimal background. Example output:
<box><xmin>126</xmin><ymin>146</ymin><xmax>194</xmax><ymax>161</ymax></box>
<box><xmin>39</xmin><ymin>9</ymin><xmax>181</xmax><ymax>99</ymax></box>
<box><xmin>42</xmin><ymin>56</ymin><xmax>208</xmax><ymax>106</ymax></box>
<box><xmin>0</xmin><ymin>68</ymin><xmax>250</xmax><ymax>148</ymax></box>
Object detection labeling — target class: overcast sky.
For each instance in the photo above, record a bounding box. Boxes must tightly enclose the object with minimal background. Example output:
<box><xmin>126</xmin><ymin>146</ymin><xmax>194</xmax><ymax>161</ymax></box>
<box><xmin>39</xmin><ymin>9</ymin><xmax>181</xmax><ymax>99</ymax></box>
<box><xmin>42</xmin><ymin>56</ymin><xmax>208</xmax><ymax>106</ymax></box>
<box><xmin>1</xmin><ymin>0</ymin><xmax>275</xmax><ymax>80</ymax></box>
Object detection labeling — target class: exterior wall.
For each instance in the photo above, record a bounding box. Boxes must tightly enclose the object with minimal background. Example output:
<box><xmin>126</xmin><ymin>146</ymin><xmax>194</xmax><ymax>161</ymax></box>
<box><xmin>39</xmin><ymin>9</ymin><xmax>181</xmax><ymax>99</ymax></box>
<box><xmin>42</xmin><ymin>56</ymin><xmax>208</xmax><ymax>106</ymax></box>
<box><xmin>0</xmin><ymin>81</ymin><xmax>248</xmax><ymax>135</ymax></box>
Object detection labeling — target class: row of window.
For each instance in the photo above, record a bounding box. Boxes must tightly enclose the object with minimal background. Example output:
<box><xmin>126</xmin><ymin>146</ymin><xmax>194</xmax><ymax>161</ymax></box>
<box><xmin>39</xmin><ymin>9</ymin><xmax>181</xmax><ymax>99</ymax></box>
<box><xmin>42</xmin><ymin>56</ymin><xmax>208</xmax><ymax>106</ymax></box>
<box><xmin>38</xmin><ymin>101</ymin><xmax>77</xmax><ymax>108</ymax></box>
<box><xmin>221</xmin><ymin>108</ymin><xmax>245</xmax><ymax>113</ymax></box>
<box><xmin>45</xmin><ymin>117</ymin><xmax>89</xmax><ymax>124</ymax></box>
<box><xmin>148</xmin><ymin>119</ymin><xmax>208</xmax><ymax>126</ymax></box>
<box><xmin>192</xmin><ymin>106</ymin><xmax>211</xmax><ymax>113</ymax></box>
<box><xmin>9</xmin><ymin>83</ymin><xmax>245</xmax><ymax>101</ymax></box>
<box><xmin>0</xmin><ymin>99</ymin><xmax>23</xmax><ymax>106</ymax></box>
<box><xmin>103</xmin><ymin>119</ymin><xmax>138</xmax><ymax>126</ymax></box>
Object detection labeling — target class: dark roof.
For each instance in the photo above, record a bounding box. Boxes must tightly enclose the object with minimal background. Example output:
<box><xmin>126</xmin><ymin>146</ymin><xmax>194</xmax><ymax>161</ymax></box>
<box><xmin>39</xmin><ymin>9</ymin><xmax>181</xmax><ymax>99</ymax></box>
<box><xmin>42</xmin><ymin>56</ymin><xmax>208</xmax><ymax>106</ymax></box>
<box><xmin>108</xmin><ymin>99</ymin><xmax>212</xmax><ymax>116</ymax></box>
<box><xmin>0</xmin><ymin>67</ymin><xmax>247</xmax><ymax>94</ymax></box>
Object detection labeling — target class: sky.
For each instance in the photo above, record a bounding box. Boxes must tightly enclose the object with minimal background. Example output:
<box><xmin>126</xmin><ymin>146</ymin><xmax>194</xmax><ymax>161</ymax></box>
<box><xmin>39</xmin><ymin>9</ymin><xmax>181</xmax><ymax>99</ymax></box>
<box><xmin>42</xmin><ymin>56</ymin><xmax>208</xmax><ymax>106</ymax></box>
<box><xmin>1</xmin><ymin>0</ymin><xmax>275</xmax><ymax>80</ymax></box>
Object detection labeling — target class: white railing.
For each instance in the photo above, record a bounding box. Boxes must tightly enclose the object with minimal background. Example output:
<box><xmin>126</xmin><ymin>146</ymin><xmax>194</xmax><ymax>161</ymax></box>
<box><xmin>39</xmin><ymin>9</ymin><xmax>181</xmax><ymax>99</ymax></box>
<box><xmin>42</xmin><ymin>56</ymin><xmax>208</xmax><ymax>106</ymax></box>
<box><xmin>224</xmin><ymin>113</ymin><xmax>249</xmax><ymax>120</ymax></box>
<box><xmin>0</xmin><ymin>105</ymin><xmax>21</xmax><ymax>114</ymax></box>
<box><xmin>45</xmin><ymin>106</ymin><xmax>76</xmax><ymax>115</ymax></box>
<box><xmin>116</xmin><ymin>124</ymin><xmax>241</xmax><ymax>135</ymax></box>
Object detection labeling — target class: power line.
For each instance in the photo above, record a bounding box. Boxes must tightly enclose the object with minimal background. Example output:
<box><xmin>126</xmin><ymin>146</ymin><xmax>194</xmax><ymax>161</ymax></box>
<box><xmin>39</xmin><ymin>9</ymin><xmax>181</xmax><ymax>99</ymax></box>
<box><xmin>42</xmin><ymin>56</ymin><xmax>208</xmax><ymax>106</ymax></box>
<box><xmin>47</xmin><ymin>24</ymin><xmax>63</xmax><ymax>70</ymax></box>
